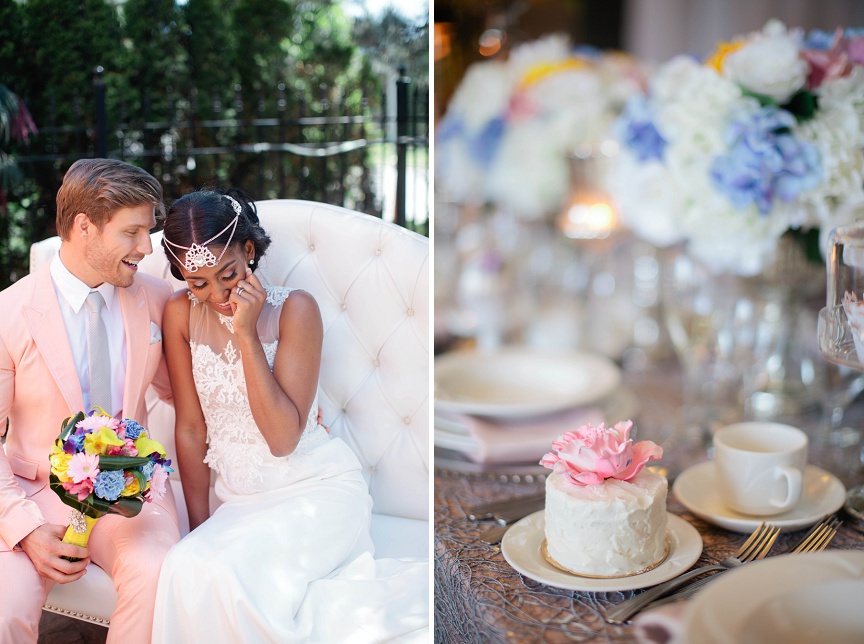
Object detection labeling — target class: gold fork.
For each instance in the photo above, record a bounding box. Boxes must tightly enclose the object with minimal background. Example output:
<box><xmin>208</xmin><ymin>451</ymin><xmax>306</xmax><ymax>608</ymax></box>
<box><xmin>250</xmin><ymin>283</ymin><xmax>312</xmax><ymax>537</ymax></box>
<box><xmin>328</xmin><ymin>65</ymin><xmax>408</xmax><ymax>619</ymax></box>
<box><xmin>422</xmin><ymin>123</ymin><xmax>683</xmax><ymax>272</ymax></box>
<box><xmin>604</xmin><ymin>522</ymin><xmax>780</xmax><ymax>624</ymax></box>
<box><xmin>644</xmin><ymin>516</ymin><xmax>843</xmax><ymax>609</ymax></box>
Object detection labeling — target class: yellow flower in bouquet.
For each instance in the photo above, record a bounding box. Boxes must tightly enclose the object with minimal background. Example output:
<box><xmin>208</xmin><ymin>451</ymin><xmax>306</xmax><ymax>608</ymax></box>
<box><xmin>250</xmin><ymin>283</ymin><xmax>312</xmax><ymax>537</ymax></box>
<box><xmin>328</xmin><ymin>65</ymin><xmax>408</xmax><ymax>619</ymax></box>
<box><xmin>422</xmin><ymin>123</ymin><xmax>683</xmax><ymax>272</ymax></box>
<box><xmin>48</xmin><ymin>408</ymin><xmax>173</xmax><ymax>558</ymax></box>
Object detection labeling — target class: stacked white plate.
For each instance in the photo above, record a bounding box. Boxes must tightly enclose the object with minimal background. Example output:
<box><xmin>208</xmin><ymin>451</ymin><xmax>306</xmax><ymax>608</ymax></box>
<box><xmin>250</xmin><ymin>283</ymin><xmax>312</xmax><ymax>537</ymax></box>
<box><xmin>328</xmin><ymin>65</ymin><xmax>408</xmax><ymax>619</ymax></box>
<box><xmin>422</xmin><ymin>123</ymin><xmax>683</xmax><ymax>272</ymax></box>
<box><xmin>434</xmin><ymin>347</ymin><xmax>632</xmax><ymax>464</ymax></box>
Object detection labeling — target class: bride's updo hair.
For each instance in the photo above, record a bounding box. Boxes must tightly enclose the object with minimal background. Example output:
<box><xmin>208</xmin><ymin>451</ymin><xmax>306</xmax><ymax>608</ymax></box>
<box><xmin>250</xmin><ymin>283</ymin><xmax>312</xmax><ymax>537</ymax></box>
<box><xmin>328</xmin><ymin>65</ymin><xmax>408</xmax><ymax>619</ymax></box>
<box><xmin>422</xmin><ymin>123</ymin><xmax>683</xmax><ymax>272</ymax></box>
<box><xmin>161</xmin><ymin>188</ymin><xmax>272</xmax><ymax>281</ymax></box>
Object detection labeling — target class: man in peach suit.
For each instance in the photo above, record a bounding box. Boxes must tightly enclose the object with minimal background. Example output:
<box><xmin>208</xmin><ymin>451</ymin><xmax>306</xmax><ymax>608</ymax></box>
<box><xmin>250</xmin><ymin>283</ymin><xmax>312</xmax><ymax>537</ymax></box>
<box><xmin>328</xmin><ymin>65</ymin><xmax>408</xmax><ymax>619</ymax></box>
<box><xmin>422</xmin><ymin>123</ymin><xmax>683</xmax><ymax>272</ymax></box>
<box><xmin>0</xmin><ymin>159</ymin><xmax>180</xmax><ymax>642</ymax></box>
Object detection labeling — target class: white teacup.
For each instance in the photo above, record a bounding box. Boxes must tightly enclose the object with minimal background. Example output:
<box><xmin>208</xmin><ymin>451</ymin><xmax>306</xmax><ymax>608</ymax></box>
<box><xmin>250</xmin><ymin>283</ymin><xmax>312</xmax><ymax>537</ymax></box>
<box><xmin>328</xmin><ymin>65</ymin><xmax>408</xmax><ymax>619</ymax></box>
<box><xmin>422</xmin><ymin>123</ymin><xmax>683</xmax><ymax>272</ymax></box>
<box><xmin>714</xmin><ymin>422</ymin><xmax>808</xmax><ymax>516</ymax></box>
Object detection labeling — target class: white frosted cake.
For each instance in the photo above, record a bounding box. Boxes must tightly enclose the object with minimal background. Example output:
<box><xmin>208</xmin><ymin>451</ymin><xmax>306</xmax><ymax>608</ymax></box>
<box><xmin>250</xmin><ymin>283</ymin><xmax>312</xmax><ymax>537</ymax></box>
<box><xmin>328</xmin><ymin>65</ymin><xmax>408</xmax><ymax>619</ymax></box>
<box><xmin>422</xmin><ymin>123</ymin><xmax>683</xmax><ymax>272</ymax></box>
<box><xmin>544</xmin><ymin>469</ymin><xmax>668</xmax><ymax>577</ymax></box>
<box><xmin>540</xmin><ymin>420</ymin><xmax>666</xmax><ymax>577</ymax></box>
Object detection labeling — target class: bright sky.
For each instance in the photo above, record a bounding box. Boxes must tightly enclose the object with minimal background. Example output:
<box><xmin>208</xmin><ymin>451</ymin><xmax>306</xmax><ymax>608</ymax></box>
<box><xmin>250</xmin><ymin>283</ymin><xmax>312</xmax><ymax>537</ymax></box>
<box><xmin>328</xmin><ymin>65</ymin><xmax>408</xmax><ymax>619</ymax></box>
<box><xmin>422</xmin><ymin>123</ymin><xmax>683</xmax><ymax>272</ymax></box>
<box><xmin>343</xmin><ymin>0</ymin><xmax>428</xmax><ymax>24</ymax></box>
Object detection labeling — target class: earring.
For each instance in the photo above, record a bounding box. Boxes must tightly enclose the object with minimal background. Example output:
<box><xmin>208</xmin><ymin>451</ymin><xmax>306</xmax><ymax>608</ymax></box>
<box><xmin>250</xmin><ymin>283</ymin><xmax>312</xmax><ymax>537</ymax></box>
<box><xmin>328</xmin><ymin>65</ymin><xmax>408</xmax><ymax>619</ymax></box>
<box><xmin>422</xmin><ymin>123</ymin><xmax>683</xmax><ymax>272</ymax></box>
<box><xmin>249</xmin><ymin>258</ymin><xmax>255</xmax><ymax>266</ymax></box>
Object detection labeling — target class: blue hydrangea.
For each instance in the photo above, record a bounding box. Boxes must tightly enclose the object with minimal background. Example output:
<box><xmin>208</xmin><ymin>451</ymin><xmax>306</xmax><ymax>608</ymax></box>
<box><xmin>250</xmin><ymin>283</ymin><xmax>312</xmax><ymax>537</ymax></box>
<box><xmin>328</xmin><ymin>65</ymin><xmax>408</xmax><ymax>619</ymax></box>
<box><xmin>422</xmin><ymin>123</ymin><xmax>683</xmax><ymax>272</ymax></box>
<box><xmin>435</xmin><ymin>114</ymin><xmax>463</xmax><ymax>144</ymax></box>
<box><xmin>437</xmin><ymin>114</ymin><xmax>505</xmax><ymax>169</ymax></box>
<box><xmin>122</xmin><ymin>419</ymin><xmax>145</xmax><ymax>439</ymax></box>
<box><xmin>469</xmin><ymin>117</ymin><xmax>505</xmax><ymax>166</ymax></box>
<box><xmin>803</xmin><ymin>29</ymin><xmax>836</xmax><ymax>50</ymax></box>
<box><xmin>615</xmin><ymin>96</ymin><xmax>667</xmax><ymax>162</ymax></box>
<box><xmin>94</xmin><ymin>470</ymin><xmax>126</xmax><ymax>501</ymax></box>
<box><xmin>140</xmin><ymin>461</ymin><xmax>155</xmax><ymax>480</ymax></box>
<box><xmin>710</xmin><ymin>107</ymin><xmax>822</xmax><ymax>214</ymax></box>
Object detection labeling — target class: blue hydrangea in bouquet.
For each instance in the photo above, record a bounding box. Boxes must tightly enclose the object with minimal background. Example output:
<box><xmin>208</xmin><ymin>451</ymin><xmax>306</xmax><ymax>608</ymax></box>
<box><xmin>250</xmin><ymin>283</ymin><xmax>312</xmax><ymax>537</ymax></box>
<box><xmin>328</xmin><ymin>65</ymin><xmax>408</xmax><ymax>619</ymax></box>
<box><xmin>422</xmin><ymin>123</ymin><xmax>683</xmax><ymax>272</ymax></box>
<box><xmin>48</xmin><ymin>408</ymin><xmax>173</xmax><ymax>558</ymax></box>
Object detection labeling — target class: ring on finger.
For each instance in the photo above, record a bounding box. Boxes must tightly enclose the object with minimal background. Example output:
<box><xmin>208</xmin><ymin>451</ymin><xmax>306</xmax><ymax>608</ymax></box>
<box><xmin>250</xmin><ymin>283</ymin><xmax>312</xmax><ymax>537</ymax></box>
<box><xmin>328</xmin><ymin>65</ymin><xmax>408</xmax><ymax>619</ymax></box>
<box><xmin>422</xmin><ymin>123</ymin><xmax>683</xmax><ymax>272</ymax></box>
<box><xmin>236</xmin><ymin>286</ymin><xmax>244</xmax><ymax>296</ymax></box>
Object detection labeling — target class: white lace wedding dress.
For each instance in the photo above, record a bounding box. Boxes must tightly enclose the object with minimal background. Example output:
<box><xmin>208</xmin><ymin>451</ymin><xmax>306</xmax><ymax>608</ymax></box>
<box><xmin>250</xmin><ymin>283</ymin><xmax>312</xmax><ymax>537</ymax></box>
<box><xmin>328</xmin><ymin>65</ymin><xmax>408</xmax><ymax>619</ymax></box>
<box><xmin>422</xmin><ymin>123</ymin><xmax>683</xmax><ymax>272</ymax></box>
<box><xmin>152</xmin><ymin>287</ymin><xmax>428</xmax><ymax>643</ymax></box>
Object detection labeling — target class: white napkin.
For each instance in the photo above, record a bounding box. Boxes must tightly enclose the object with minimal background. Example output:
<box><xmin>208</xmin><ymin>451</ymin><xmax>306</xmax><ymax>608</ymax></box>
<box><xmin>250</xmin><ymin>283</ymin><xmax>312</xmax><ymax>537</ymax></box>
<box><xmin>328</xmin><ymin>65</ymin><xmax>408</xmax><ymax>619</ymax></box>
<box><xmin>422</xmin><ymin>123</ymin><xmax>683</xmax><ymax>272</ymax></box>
<box><xmin>435</xmin><ymin>406</ymin><xmax>606</xmax><ymax>464</ymax></box>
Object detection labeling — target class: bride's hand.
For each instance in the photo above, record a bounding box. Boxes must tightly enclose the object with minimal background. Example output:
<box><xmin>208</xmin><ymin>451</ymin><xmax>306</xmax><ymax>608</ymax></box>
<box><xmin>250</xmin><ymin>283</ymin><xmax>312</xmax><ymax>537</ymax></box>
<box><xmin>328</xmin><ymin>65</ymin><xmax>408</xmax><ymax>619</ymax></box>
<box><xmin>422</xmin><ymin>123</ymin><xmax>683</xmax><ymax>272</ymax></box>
<box><xmin>230</xmin><ymin>268</ymin><xmax>266</xmax><ymax>337</ymax></box>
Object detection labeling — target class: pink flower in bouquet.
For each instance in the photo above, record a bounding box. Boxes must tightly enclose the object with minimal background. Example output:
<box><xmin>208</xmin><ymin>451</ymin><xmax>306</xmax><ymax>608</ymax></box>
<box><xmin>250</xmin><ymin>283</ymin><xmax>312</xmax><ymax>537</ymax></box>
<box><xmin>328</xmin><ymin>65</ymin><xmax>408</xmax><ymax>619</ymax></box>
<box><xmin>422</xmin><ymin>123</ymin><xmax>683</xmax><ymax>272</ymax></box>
<box><xmin>540</xmin><ymin>420</ymin><xmax>662</xmax><ymax>486</ymax></box>
<box><xmin>801</xmin><ymin>28</ymin><xmax>864</xmax><ymax>89</ymax></box>
<box><xmin>64</xmin><ymin>479</ymin><xmax>95</xmax><ymax>502</ymax></box>
<box><xmin>66</xmin><ymin>452</ymin><xmax>99</xmax><ymax>484</ymax></box>
<box><xmin>147</xmin><ymin>463</ymin><xmax>169</xmax><ymax>502</ymax></box>
<box><xmin>76</xmin><ymin>413</ymin><xmax>120</xmax><ymax>434</ymax></box>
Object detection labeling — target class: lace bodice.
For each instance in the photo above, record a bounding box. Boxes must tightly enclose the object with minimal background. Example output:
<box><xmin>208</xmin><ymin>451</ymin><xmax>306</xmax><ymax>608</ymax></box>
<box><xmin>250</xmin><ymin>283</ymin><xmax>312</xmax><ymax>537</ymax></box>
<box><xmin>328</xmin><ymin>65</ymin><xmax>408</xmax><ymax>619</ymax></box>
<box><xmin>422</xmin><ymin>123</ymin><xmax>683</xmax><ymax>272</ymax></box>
<box><xmin>187</xmin><ymin>286</ymin><xmax>329</xmax><ymax>493</ymax></box>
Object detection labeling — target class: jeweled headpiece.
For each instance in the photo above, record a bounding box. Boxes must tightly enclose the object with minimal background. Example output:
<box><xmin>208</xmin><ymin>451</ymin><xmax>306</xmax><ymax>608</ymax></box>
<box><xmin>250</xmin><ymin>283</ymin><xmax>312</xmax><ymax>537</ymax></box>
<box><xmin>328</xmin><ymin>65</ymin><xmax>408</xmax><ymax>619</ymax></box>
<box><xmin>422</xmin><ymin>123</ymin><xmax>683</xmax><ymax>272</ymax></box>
<box><xmin>164</xmin><ymin>195</ymin><xmax>242</xmax><ymax>273</ymax></box>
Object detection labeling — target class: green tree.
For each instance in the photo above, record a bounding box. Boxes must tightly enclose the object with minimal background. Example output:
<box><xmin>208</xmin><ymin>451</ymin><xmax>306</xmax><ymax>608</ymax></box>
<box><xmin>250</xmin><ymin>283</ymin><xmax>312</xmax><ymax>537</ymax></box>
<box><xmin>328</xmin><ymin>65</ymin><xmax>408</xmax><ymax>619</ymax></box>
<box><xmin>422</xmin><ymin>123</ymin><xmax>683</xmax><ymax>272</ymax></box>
<box><xmin>22</xmin><ymin>0</ymin><xmax>123</xmax><ymax>128</ymax></box>
<box><xmin>121</xmin><ymin>0</ymin><xmax>190</xmax><ymax>118</ymax></box>
<box><xmin>232</xmin><ymin>0</ymin><xmax>294</xmax><ymax>93</ymax></box>
<box><xmin>353</xmin><ymin>6</ymin><xmax>429</xmax><ymax>84</ymax></box>
<box><xmin>183</xmin><ymin>0</ymin><xmax>235</xmax><ymax>115</ymax></box>
<box><xmin>0</xmin><ymin>0</ymin><xmax>27</xmax><ymax>95</ymax></box>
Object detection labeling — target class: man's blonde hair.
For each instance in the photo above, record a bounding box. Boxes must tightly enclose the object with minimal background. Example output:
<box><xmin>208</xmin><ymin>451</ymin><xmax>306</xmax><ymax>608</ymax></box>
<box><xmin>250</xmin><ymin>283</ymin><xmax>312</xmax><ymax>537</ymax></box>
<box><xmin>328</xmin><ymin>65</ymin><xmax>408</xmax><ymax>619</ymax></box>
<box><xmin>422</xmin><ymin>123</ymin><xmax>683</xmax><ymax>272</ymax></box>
<box><xmin>55</xmin><ymin>159</ymin><xmax>165</xmax><ymax>240</ymax></box>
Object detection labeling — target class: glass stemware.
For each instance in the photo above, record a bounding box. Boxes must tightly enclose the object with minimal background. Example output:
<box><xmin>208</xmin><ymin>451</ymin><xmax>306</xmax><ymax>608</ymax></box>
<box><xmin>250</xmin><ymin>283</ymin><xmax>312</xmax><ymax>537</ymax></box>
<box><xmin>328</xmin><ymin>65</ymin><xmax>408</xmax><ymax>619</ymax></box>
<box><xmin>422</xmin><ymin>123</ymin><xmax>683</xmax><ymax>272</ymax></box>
<box><xmin>818</xmin><ymin>222</ymin><xmax>864</xmax><ymax>503</ymax></box>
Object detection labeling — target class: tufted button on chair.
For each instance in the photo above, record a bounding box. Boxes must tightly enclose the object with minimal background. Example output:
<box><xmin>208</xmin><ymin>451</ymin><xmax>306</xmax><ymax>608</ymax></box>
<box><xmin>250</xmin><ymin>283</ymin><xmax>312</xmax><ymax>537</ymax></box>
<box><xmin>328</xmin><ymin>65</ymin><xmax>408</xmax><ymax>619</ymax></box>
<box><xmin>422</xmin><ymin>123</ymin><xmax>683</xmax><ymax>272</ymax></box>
<box><xmin>26</xmin><ymin>199</ymin><xmax>429</xmax><ymax>627</ymax></box>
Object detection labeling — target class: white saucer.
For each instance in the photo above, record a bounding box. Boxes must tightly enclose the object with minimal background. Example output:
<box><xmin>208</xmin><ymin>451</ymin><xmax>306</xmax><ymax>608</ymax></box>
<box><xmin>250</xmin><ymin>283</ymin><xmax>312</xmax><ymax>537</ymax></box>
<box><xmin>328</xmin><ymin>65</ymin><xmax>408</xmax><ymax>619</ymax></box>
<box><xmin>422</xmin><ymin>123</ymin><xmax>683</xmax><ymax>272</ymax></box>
<box><xmin>682</xmin><ymin>551</ymin><xmax>864</xmax><ymax>643</ymax></box>
<box><xmin>435</xmin><ymin>347</ymin><xmax>621</xmax><ymax>418</ymax></box>
<box><xmin>673</xmin><ymin>462</ymin><xmax>846</xmax><ymax>533</ymax></box>
<box><xmin>501</xmin><ymin>511</ymin><xmax>702</xmax><ymax>592</ymax></box>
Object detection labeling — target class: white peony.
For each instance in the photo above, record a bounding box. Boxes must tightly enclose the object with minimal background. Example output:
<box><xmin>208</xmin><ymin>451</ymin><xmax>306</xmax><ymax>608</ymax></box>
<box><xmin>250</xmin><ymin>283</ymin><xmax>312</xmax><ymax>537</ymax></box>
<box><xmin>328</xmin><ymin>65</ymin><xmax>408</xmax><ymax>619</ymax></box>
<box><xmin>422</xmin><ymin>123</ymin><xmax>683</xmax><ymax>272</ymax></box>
<box><xmin>722</xmin><ymin>20</ymin><xmax>808</xmax><ymax>103</ymax></box>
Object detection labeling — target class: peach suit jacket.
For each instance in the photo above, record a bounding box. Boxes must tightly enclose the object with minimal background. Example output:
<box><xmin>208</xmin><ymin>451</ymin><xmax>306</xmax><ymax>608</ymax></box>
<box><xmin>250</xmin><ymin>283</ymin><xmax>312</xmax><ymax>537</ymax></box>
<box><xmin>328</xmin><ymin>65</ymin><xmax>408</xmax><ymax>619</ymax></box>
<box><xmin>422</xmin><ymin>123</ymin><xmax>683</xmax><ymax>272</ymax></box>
<box><xmin>0</xmin><ymin>263</ymin><xmax>178</xmax><ymax>552</ymax></box>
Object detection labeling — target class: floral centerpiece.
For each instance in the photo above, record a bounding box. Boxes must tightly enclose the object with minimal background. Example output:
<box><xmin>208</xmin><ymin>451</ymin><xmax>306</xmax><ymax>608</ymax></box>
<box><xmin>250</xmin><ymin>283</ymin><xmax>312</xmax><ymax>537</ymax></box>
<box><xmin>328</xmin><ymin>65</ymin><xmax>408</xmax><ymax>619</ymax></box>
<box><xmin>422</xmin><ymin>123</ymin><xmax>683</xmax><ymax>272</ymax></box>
<box><xmin>539</xmin><ymin>420</ymin><xmax>662</xmax><ymax>485</ymax></box>
<box><xmin>436</xmin><ymin>34</ymin><xmax>649</xmax><ymax>220</ymax></box>
<box><xmin>49</xmin><ymin>408</ymin><xmax>172</xmax><ymax>558</ymax></box>
<box><xmin>610</xmin><ymin>20</ymin><xmax>864</xmax><ymax>276</ymax></box>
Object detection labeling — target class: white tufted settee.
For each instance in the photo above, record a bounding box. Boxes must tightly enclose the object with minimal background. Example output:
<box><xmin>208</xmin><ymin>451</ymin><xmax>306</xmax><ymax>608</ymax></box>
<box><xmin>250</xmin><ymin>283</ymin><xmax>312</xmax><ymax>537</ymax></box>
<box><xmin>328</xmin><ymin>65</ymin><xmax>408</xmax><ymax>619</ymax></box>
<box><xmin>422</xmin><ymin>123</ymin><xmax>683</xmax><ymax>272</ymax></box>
<box><xmin>27</xmin><ymin>199</ymin><xmax>430</xmax><ymax>626</ymax></box>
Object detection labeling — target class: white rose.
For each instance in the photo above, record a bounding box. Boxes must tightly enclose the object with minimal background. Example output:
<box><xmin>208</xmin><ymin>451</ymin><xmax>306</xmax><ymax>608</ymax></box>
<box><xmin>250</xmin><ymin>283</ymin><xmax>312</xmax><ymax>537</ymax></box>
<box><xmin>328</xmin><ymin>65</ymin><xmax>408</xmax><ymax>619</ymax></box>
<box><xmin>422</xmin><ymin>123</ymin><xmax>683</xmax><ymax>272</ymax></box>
<box><xmin>443</xmin><ymin>61</ymin><xmax>515</xmax><ymax>131</ymax></box>
<box><xmin>722</xmin><ymin>21</ymin><xmax>807</xmax><ymax>103</ymax></box>
<box><xmin>487</xmin><ymin>121</ymin><xmax>571</xmax><ymax>219</ymax></box>
<box><xmin>607</xmin><ymin>153</ymin><xmax>687</xmax><ymax>247</ymax></box>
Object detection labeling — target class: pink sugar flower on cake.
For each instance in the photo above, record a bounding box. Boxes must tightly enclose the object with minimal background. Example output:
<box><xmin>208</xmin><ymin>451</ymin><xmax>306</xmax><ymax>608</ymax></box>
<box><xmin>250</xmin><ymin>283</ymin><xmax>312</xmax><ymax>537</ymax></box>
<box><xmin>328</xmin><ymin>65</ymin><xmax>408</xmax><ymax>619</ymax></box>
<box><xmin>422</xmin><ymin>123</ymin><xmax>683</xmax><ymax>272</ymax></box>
<box><xmin>540</xmin><ymin>420</ymin><xmax>662</xmax><ymax>486</ymax></box>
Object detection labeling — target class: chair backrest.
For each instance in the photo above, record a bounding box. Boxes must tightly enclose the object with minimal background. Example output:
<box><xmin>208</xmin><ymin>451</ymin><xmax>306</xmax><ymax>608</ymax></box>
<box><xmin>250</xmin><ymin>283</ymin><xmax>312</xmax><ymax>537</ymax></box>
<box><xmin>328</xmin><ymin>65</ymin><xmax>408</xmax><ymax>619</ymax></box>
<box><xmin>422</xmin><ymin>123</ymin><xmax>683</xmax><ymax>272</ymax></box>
<box><xmin>29</xmin><ymin>199</ymin><xmax>429</xmax><ymax>522</ymax></box>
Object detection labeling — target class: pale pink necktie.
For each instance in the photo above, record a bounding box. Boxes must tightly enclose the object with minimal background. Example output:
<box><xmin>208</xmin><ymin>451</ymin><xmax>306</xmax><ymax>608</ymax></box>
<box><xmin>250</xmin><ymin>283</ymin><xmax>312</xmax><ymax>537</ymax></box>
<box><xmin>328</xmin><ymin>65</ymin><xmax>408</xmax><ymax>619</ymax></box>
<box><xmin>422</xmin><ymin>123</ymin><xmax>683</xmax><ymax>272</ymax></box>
<box><xmin>85</xmin><ymin>291</ymin><xmax>112</xmax><ymax>412</ymax></box>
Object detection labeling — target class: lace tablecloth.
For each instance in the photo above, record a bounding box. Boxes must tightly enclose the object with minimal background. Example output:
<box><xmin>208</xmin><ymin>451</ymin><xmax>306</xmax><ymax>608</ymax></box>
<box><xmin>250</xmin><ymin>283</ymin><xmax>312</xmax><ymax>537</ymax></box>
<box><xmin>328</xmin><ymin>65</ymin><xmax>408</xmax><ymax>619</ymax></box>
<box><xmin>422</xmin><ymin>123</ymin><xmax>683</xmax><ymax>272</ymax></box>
<box><xmin>434</xmin><ymin>364</ymin><xmax>864</xmax><ymax>643</ymax></box>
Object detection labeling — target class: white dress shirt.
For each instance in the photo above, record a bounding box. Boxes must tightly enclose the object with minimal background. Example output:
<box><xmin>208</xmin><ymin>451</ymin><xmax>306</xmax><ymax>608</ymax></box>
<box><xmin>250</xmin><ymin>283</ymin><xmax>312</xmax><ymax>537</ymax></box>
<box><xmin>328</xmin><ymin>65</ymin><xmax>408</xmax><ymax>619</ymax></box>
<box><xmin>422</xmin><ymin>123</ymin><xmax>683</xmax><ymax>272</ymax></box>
<box><xmin>50</xmin><ymin>254</ymin><xmax>127</xmax><ymax>416</ymax></box>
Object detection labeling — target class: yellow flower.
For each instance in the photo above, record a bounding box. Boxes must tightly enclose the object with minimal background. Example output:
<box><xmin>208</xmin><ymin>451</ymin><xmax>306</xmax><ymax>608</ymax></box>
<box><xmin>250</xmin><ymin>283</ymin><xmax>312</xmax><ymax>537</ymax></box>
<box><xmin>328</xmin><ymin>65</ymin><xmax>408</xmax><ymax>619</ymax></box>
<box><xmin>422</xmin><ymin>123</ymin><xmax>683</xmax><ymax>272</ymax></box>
<box><xmin>121</xmin><ymin>475</ymin><xmax>141</xmax><ymax>497</ymax></box>
<box><xmin>83</xmin><ymin>427</ymin><xmax>125</xmax><ymax>455</ymax></box>
<box><xmin>520</xmin><ymin>59</ymin><xmax>587</xmax><ymax>90</ymax></box>
<box><xmin>134</xmin><ymin>435</ymin><xmax>166</xmax><ymax>458</ymax></box>
<box><xmin>49</xmin><ymin>442</ymin><xmax>73</xmax><ymax>482</ymax></box>
<box><xmin>705</xmin><ymin>40</ymin><xmax>745</xmax><ymax>73</ymax></box>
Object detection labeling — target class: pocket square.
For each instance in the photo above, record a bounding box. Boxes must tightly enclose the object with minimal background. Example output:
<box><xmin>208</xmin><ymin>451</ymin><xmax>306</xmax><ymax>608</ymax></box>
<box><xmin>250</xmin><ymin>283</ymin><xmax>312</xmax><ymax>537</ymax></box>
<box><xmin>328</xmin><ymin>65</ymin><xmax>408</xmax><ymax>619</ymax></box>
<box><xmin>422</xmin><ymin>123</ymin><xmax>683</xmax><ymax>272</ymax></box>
<box><xmin>150</xmin><ymin>321</ymin><xmax>162</xmax><ymax>344</ymax></box>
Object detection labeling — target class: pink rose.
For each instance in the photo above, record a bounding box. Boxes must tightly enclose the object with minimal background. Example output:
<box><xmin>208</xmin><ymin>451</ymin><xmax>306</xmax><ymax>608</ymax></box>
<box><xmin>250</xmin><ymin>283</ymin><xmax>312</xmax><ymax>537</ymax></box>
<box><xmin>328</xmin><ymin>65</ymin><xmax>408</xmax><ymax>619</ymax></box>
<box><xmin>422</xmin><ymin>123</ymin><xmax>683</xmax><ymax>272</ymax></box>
<box><xmin>802</xmin><ymin>29</ymin><xmax>864</xmax><ymax>89</ymax></box>
<box><xmin>539</xmin><ymin>420</ymin><xmax>662</xmax><ymax>486</ymax></box>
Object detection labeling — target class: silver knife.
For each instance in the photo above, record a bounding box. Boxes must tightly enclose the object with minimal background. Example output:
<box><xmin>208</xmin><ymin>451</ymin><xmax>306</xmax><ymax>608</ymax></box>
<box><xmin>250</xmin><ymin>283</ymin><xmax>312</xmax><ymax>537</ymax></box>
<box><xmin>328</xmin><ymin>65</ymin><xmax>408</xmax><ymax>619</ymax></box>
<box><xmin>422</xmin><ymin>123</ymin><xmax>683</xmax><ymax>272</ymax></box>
<box><xmin>478</xmin><ymin>497</ymin><xmax>545</xmax><ymax>544</ymax></box>
<box><xmin>466</xmin><ymin>493</ymin><xmax>545</xmax><ymax>521</ymax></box>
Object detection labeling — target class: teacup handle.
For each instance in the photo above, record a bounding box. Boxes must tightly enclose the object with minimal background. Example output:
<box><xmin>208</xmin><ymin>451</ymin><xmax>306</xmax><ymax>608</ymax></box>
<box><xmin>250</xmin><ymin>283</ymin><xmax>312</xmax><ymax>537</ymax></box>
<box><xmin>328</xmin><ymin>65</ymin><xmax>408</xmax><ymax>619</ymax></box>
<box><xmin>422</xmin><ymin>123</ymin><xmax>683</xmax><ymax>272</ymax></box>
<box><xmin>771</xmin><ymin>465</ymin><xmax>803</xmax><ymax>511</ymax></box>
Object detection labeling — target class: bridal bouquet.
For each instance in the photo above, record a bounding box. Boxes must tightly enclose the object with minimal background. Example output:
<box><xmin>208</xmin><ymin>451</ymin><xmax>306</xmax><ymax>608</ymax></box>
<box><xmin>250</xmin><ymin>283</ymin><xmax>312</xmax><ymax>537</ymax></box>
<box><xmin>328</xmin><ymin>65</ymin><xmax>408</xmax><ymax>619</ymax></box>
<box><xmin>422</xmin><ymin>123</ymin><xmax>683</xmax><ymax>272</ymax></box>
<box><xmin>436</xmin><ymin>34</ymin><xmax>648</xmax><ymax>220</ymax></box>
<box><xmin>609</xmin><ymin>20</ymin><xmax>864</xmax><ymax>276</ymax></box>
<box><xmin>49</xmin><ymin>408</ymin><xmax>172</xmax><ymax>556</ymax></box>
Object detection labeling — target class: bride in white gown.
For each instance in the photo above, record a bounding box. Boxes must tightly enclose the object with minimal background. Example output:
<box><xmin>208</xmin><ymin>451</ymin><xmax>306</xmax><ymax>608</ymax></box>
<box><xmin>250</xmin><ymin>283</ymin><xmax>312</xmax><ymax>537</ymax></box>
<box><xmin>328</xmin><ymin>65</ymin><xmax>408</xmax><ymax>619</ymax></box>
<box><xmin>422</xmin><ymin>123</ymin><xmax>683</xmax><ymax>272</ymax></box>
<box><xmin>151</xmin><ymin>189</ymin><xmax>428</xmax><ymax>643</ymax></box>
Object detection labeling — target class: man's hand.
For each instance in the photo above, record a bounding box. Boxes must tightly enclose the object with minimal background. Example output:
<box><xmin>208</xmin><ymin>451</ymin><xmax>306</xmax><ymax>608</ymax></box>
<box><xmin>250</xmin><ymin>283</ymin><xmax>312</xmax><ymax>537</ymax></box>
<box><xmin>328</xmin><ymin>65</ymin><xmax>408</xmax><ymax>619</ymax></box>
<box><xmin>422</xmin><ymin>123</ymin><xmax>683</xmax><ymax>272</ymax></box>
<box><xmin>18</xmin><ymin>523</ymin><xmax>90</xmax><ymax>584</ymax></box>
